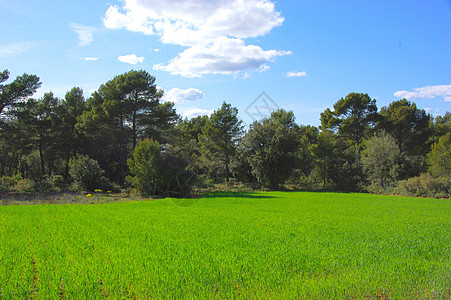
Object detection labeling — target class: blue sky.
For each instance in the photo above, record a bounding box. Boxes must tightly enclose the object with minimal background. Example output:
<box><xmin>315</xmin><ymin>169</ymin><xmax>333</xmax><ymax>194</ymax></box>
<box><xmin>1</xmin><ymin>0</ymin><xmax>450</xmax><ymax>126</ymax></box>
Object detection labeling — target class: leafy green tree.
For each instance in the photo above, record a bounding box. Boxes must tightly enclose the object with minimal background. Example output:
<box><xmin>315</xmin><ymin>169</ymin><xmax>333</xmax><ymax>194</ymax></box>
<box><xmin>13</xmin><ymin>93</ymin><xmax>59</xmax><ymax>176</ymax></box>
<box><xmin>139</xmin><ymin>101</ymin><xmax>178</xmax><ymax>144</ymax></box>
<box><xmin>172</xmin><ymin>116</ymin><xmax>208</xmax><ymax>170</ymax></box>
<box><xmin>69</xmin><ymin>155</ymin><xmax>109</xmax><ymax>192</ymax></box>
<box><xmin>200</xmin><ymin>102</ymin><xmax>243</xmax><ymax>184</ymax></box>
<box><xmin>127</xmin><ymin>139</ymin><xmax>162</xmax><ymax>196</ymax></box>
<box><xmin>310</xmin><ymin>131</ymin><xmax>335</xmax><ymax>189</ymax></box>
<box><xmin>378</xmin><ymin>99</ymin><xmax>431</xmax><ymax>155</ymax></box>
<box><xmin>127</xmin><ymin>138</ymin><xmax>194</xmax><ymax>197</ymax></box>
<box><xmin>321</xmin><ymin>93</ymin><xmax>378</xmax><ymax>147</ymax></box>
<box><xmin>427</xmin><ymin>133</ymin><xmax>451</xmax><ymax>178</ymax></box>
<box><xmin>297</xmin><ymin>125</ymin><xmax>319</xmax><ymax>177</ymax></box>
<box><xmin>0</xmin><ymin>69</ymin><xmax>41</xmax><ymax>116</ymax></box>
<box><xmin>53</xmin><ymin>87</ymin><xmax>87</xmax><ymax>178</ymax></box>
<box><xmin>431</xmin><ymin>112</ymin><xmax>451</xmax><ymax>142</ymax></box>
<box><xmin>241</xmin><ymin>109</ymin><xmax>300</xmax><ymax>189</ymax></box>
<box><xmin>77</xmin><ymin>70</ymin><xmax>172</xmax><ymax>184</ymax></box>
<box><xmin>362</xmin><ymin>131</ymin><xmax>401</xmax><ymax>191</ymax></box>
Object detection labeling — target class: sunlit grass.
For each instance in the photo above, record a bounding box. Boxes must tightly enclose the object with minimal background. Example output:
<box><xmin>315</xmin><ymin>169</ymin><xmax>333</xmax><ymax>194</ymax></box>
<box><xmin>0</xmin><ymin>192</ymin><xmax>450</xmax><ymax>298</ymax></box>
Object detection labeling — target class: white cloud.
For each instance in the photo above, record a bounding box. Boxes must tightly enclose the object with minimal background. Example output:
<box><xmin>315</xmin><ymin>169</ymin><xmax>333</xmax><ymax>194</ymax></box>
<box><xmin>394</xmin><ymin>84</ymin><xmax>451</xmax><ymax>102</ymax></box>
<box><xmin>163</xmin><ymin>88</ymin><xmax>204</xmax><ymax>104</ymax></box>
<box><xmin>153</xmin><ymin>48</ymin><xmax>161</xmax><ymax>52</ymax></box>
<box><xmin>0</xmin><ymin>42</ymin><xmax>34</xmax><ymax>58</ymax></box>
<box><xmin>153</xmin><ymin>37</ymin><xmax>291</xmax><ymax>77</ymax></box>
<box><xmin>286</xmin><ymin>71</ymin><xmax>307</xmax><ymax>78</ymax></box>
<box><xmin>70</xmin><ymin>23</ymin><xmax>96</xmax><ymax>47</ymax></box>
<box><xmin>182</xmin><ymin>108</ymin><xmax>213</xmax><ymax>118</ymax></box>
<box><xmin>84</xmin><ymin>57</ymin><xmax>99</xmax><ymax>61</ymax></box>
<box><xmin>103</xmin><ymin>0</ymin><xmax>283</xmax><ymax>46</ymax></box>
<box><xmin>118</xmin><ymin>54</ymin><xmax>145</xmax><ymax>64</ymax></box>
<box><xmin>103</xmin><ymin>0</ymin><xmax>288</xmax><ymax>77</ymax></box>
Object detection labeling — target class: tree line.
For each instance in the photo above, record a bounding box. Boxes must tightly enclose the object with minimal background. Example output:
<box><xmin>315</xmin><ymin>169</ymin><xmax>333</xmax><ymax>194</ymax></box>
<box><xmin>1</xmin><ymin>69</ymin><xmax>450</xmax><ymax>197</ymax></box>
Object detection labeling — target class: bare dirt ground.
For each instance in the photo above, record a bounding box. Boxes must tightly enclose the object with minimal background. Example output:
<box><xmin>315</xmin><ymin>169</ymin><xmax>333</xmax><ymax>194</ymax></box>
<box><xmin>0</xmin><ymin>192</ymin><xmax>133</xmax><ymax>206</ymax></box>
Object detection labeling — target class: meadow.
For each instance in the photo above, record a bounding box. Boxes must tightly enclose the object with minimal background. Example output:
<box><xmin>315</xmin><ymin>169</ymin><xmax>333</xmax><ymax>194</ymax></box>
<box><xmin>0</xmin><ymin>192</ymin><xmax>450</xmax><ymax>299</ymax></box>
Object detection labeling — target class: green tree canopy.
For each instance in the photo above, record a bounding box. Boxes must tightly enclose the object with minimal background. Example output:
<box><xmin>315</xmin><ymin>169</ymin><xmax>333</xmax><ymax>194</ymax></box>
<box><xmin>427</xmin><ymin>133</ymin><xmax>451</xmax><ymax>178</ymax></box>
<box><xmin>378</xmin><ymin>99</ymin><xmax>431</xmax><ymax>155</ymax></box>
<box><xmin>0</xmin><ymin>69</ymin><xmax>41</xmax><ymax>117</ymax></box>
<box><xmin>321</xmin><ymin>93</ymin><xmax>378</xmax><ymax>147</ymax></box>
<box><xmin>241</xmin><ymin>109</ymin><xmax>300</xmax><ymax>189</ymax></box>
<box><xmin>200</xmin><ymin>102</ymin><xmax>243</xmax><ymax>184</ymax></box>
<box><xmin>127</xmin><ymin>139</ymin><xmax>162</xmax><ymax>196</ymax></box>
<box><xmin>362</xmin><ymin>131</ymin><xmax>401</xmax><ymax>191</ymax></box>
<box><xmin>76</xmin><ymin>70</ymin><xmax>174</xmax><ymax>183</ymax></box>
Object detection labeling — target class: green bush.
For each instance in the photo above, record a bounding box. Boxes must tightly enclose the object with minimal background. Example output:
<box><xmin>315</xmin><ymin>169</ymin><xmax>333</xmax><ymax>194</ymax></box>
<box><xmin>13</xmin><ymin>179</ymin><xmax>34</xmax><ymax>193</ymax></box>
<box><xmin>32</xmin><ymin>175</ymin><xmax>58</xmax><ymax>192</ymax></box>
<box><xmin>362</xmin><ymin>132</ymin><xmax>401</xmax><ymax>191</ymax></box>
<box><xmin>127</xmin><ymin>139</ymin><xmax>162</xmax><ymax>196</ymax></box>
<box><xmin>1</xmin><ymin>172</ymin><xmax>23</xmax><ymax>190</ymax></box>
<box><xmin>427</xmin><ymin>133</ymin><xmax>451</xmax><ymax>178</ymax></box>
<box><xmin>394</xmin><ymin>174</ymin><xmax>451</xmax><ymax>198</ymax></box>
<box><xmin>69</xmin><ymin>155</ymin><xmax>113</xmax><ymax>192</ymax></box>
<box><xmin>127</xmin><ymin>139</ymin><xmax>194</xmax><ymax>197</ymax></box>
<box><xmin>160</xmin><ymin>153</ymin><xmax>194</xmax><ymax>197</ymax></box>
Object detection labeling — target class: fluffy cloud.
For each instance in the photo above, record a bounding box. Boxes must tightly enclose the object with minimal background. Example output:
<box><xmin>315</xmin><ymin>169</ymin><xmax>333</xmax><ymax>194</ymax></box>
<box><xmin>286</xmin><ymin>71</ymin><xmax>307</xmax><ymax>78</ymax></box>
<box><xmin>103</xmin><ymin>0</ymin><xmax>288</xmax><ymax>77</ymax></box>
<box><xmin>163</xmin><ymin>88</ymin><xmax>204</xmax><ymax>104</ymax></box>
<box><xmin>84</xmin><ymin>57</ymin><xmax>99</xmax><ymax>61</ymax></box>
<box><xmin>153</xmin><ymin>37</ymin><xmax>291</xmax><ymax>77</ymax></box>
<box><xmin>70</xmin><ymin>23</ymin><xmax>96</xmax><ymax>47</ymax></box>
<box><xmin>394</xmin><ymin>84</ymin><xmax>451</xmax><ymax>102</ymax></box>
<box><xmin>103</xmin><ymin>0</ymin><xmax>283</xmax><ymax>46</ymax></box>
<box><xmin>182</xmin><ymin>108</ymin><xmax>213</xmax><ymax>118</ymax></box>
<box><xmin>118</xmin><ymin>54</ymin><xmax>145</xmax><ymax>64</ymax></box>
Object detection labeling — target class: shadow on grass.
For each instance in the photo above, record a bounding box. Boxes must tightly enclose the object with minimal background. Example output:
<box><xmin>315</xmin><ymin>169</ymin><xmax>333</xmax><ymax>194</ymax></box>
<box><xmin>200</xmin><ymin>192</ymin><xmax>276</xmax><ymax>199</ymax></box>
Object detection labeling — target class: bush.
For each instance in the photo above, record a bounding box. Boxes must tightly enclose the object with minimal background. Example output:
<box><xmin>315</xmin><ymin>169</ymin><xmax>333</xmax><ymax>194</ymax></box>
<box><xmin>127</xmin><ymin>139</ymin><xmax>194</xmax><ymax>197</ymax></box>
<box><xmin>69</xmin><ymin>155</ymin><xmax>113</xmax><ymax>192</ymax></box>
<box><xmin>127</xmin><ymin>139</ymin><xmax>162</xmax><ymax>196</ymax></box>
<box><xmin>32</xmin><ymin>175</ymin><xmax>57</xmax><ymax>192</ymax></box>
<box><xmin>362</xmin><ymin>132</ymin><xmax>401</xmax><ymax>191</ymax></box>
<box><xmin>394</xmin><ymin>174</ymin><xmax>451</xmax><ymax>198</ymax></box>
<box><xmin>427</xmin><ymin>133</ymin><xmax>451</xmax><ymax>178</ymax></box>
<box><xmin>13</xmin><ymin>179</ymin><xmax>34</xmax><ymax>193</ymax></box>
<box><xmin>160</xmin><ymin>153</ymin><xmax>195</xmax><ymax>197</ymax></box>
<box><xmin>1</xmin><ymin>172</ymin><xmax>23</xmax><ymax>190</ymax></box>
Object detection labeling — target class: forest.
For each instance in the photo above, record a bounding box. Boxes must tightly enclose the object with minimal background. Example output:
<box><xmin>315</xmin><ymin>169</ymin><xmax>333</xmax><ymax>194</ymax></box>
<box><xmin>1</xmin><ymin>69</ymin><xmax>450</xmax><ymax>198</ymax></box>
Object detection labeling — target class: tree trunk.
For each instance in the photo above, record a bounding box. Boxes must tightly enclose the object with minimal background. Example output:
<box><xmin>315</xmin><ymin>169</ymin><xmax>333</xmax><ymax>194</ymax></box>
<box><xmin>119</xmin><ymin>113</ymin><xmax>126</xmax><ymax>185</ymax></box>
<box><xmin>132</xmin><ymin>109</ymin><xmax>137</xmax><ymax>150</ymax></box>
<box><xmin>39</xmin><ymin>139</ymin><xmax>45</xmax><ymax>176</ymax></box>
<box><xmin>225</xmin><ymin>152</ymin><xmax>230</xmax><ymax>184</ymax></box>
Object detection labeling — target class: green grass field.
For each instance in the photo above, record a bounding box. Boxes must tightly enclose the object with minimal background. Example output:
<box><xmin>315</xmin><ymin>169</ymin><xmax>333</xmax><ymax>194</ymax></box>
<box><xmin>1</xmin><ymin>192</ymin><xmax>450</xmax><ymax>299</ymax></box>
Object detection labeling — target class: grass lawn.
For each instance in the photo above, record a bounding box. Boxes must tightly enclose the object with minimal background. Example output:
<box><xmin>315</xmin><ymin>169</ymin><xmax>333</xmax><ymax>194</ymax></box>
<box><xmin>0</xmin><ymin>192</ymin><xmax>450</xmax><ymax>298</ymax></box>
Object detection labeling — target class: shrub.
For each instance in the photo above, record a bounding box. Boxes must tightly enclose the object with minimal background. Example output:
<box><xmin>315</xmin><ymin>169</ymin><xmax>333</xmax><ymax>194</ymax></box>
<box><xmin>69</xmin><ymin>155</ymin><xmax>112</xmax><ymax>192</ymax></box>
<box><xmin>32</xmin><ymin>175</ymin><xmax>57</xmax><ymax>192</ymax></box>
<box><xmin>127</xmin><ymin>139</ymin><xmax>162</xmax><ymax>197</ymax></box>
<box><xmin>160</xmin><ymin>153</ymin><xmax>194</xmax><ymax>197</ymax></box>
<box><xmin>427</xmin><ymin>133</ymin><xmax>451</xmax><ymax>178</ymax></box>
<box><xmin>13</xmin><ymin>179</ymin><xmax>34</xmax><ymax>193</ymax></box>
<box><xmin>127</xmin><ymin>139</ymin><xmax>194</xmax><ymax>197</ymax></box>
<box><xmin>394</xmin><ymin>174</ymin><xmax>451</xmax><ymax>198</ymax></box>
<box><xmin>1</xmin><ymin>172</ymin><xmax>23</xmax><ymax>189</ymax></box>
<box><xmin>362</xmin><ymin>132</ymin><xmax>401</xmax><ymax>192</ymax></box>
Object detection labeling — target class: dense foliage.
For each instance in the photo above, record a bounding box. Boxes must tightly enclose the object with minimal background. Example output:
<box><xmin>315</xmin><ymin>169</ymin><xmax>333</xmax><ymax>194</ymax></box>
<box><xmin>1</xmin><ymin>68</ymin><xmax>450</xmax><ymax>197</ymax></box>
